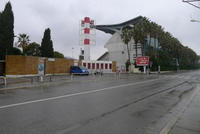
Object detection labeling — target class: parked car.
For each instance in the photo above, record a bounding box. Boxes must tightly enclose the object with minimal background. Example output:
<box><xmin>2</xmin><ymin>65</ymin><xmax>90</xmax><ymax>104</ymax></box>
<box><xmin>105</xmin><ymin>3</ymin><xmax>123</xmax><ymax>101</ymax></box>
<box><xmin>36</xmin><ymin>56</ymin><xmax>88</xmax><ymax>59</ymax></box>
<box><xmin>70</xmin><ymin>65</ymin><xmax>89</xmax><ymax>75</ymax></box>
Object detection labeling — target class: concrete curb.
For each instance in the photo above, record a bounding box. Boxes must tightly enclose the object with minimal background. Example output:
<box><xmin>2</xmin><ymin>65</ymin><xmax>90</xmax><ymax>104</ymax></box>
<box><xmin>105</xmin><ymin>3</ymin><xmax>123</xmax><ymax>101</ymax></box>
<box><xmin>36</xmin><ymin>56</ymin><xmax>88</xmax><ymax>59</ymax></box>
<box><xmin>0</xmin><ymin>70</ymin><xmax>178</xmax><ymax>91</ymax></box>
<box><xmin>158</xmin><ymin>84</ymin><xmax>199</xmax><ymax>134</ymax></box>
<box><xmin>0</xmin><ymin>76</ymin><xmax>119</xmax><ymax>91</ymax></box>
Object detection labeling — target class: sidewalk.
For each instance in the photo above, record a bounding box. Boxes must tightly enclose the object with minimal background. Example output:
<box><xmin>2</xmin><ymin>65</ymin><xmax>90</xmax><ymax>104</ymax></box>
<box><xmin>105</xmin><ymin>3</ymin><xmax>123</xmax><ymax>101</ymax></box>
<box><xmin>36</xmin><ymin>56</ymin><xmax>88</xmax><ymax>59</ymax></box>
<box><xmin>0</xmin><ymin>73</ymin><xmax>159</xmax><ymax>90</ymax></box>
<box><xmin>169</xmin><ymin>86</ymin><xmax>200</xmax><ymax>134</ymax></box>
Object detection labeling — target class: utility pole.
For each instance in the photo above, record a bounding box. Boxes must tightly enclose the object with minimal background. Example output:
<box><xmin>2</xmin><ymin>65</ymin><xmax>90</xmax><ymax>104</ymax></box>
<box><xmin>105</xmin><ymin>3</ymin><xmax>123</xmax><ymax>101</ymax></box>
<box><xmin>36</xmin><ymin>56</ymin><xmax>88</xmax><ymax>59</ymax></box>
<box><xmin>72</xmin><ymin>47</ymin><xmax>74</xmax><ymax>59</ymax></box>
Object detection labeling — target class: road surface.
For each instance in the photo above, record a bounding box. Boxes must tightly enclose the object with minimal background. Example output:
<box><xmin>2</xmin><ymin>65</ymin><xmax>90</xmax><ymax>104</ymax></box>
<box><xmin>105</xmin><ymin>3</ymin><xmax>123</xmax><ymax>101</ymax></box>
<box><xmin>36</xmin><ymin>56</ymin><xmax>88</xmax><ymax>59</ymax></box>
<box><xmin>0</xmin><ymin>71</ymin><xmax>199</xmax><ymax>134</ymax></box>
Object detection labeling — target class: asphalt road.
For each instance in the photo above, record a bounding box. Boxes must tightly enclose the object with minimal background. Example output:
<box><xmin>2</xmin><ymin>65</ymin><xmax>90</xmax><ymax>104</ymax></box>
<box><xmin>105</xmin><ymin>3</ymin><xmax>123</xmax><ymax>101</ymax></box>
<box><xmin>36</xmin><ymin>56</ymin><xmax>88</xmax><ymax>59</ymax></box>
<box><xmin>0</xmin><ymin>71</ymin><xmax>199</xmax><ymax>134</ymax></box>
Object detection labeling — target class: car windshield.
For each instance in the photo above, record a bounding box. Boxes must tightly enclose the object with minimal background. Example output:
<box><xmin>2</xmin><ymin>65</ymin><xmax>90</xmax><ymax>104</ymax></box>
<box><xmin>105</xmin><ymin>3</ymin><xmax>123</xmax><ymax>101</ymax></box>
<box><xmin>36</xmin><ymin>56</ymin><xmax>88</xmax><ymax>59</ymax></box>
<box><xmin>79</xmin><ymin>66</ymin><xmax>87</xmax><ymax>70</ymax></box>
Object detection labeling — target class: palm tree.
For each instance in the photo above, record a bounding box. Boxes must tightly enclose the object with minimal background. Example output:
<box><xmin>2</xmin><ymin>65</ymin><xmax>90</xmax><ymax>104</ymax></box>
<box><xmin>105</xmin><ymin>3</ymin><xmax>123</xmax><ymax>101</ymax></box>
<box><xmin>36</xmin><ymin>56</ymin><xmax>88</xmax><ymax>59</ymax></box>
<box><xmin>121</xmin><ymin>27</ymin><xmax>133</xmax><ymax>66</ymax></box>
<box><xmin>17</xmin><ymin>33</ymin><xmax>30</xmax><ymax>55</ymax></box>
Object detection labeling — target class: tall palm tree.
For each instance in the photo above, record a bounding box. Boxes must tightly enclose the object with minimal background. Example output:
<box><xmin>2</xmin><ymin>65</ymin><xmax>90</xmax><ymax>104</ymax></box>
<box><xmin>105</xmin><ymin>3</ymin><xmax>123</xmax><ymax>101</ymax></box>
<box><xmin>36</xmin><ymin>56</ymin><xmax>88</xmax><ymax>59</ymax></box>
<box><xmin>121</xmin><ymin>27</ymin><xmax>133</xmax><ymax>65</ymax></box>
<box><xmin>17</xmin><ymin>33</ymin><xmax>30</xmax><ymax>55</ymax></box>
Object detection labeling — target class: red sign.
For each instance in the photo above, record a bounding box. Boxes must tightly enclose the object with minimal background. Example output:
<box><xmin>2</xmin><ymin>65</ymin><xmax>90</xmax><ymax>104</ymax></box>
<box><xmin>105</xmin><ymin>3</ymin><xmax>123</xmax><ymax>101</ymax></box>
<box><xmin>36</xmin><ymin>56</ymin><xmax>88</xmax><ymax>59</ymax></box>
<box><xmin>137</xmin><ymin>56</ymin><xmax>149</xmax><ymax>66</ymax></box>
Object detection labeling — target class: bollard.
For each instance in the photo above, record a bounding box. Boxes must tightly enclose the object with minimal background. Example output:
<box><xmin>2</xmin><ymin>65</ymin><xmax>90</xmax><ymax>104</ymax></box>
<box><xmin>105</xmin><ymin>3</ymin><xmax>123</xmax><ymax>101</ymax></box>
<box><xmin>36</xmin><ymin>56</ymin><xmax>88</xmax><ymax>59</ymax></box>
<box><xmin>93</xmin><ymin>73</ymin><xmax>96</xmax><ymax>79</ymax></box>
<box><xmin>40</xmin><ymin>76</ymin><xmax>43</xmax><ymax>82</ymax></box>
<box><xmin>50</xmin><ymin>76</ymin><xmax>52</xmax><ymax>82</ymax></box>
<box><xmin>31</xmin><ymin>77</ymin><xmax>33</xmax><ymax>84</ymax></box>
<box><xmin>4</xmin><ymin>77</ymin><xmax>7</xmax><ymax>87</ymax></box>
<box><xmin>37</xmin><ymin>76</ymin><xmax>40</xmax><ymax>82</ymax></box>
<box><xmin>116</xmin><ymin>71</ymin><xmax>120</xmax><ymax>80</ymax></box>
<box><xmin>116</xmin><ymin>72</ymin><xmax>119</xmax><ymax>80</ymax></box>
<box><xmin>71</xmin><ymin>73</ymin><xmax>73</xmax><ymax>80</ymax></box>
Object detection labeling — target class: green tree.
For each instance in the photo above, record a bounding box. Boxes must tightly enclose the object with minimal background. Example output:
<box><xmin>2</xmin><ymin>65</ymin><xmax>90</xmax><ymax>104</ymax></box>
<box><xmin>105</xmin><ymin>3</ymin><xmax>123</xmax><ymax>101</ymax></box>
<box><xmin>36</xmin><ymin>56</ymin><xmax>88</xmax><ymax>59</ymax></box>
<box><xmin>121</xmin><ymin>27</ymin><xmax>132</xmax><ymax>66</ymax></box>
<box><xmin>10</xmin><ymin>47</ymin><xmax>22</xmax><ymax>55</ymax></box>
<box><xmin>54</xmin><ymin>51</ymin><xmax>64</xmax><ymax>58</ymax></box>
<box><xmin>16</xmin><ymin>33</ymin><xmax>30</xmax><ymax>55</ymax></box>
<box><xmin>0</xmin><ymin>2</ymin><xmax>14</xmax><ymax>60</ymax></box>
<box><xmin>26</xmin><ymin>42</ymin><xmax>41</xmax><ymax>56</ymax></box>
<box><xmin>121</xmin><ymin>16</ymin><xmax>199</xmax><ymax>71</ymax></box>
<box><xmin>41</xmin><ymin>28</ymin><xmax>54</xmax><ymax>57</ymax></box>
<box><xmin>0</xmin><ymin>11</ymin><xmax>3</xmax><ymax>59</ymax></box>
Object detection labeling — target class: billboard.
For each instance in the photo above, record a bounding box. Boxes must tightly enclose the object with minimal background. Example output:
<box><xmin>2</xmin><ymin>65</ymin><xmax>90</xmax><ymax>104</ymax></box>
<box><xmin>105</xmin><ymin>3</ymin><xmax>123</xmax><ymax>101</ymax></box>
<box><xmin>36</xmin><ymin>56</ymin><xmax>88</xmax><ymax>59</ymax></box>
<box><xmin>137</xmin><ymin>56</ymin><xmax>149</xmax><ymax>66</ymax></box>
<box><xmin>38</xmin><ymin>58</ymin><xmax>45</xmax><ymax>75</ymax></box>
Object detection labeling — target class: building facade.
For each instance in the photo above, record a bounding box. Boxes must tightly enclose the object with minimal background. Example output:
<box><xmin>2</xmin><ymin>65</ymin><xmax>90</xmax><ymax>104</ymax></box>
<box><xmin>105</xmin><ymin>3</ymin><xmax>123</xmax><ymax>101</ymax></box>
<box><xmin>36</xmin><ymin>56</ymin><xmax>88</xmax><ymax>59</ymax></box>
<box><xmin>95</xmin><ymin>16</ymin><xmax>143</xmax><ymax>71</ymax></box>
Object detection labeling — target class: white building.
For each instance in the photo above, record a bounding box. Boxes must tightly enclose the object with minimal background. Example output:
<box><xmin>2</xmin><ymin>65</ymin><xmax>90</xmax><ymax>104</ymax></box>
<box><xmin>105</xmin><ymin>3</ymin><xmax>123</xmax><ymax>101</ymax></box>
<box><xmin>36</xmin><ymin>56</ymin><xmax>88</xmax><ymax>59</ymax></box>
<box><xmin>96</xmin><ymin>16</ymin><xmax>143</xmax><ymax>72</ymax></box>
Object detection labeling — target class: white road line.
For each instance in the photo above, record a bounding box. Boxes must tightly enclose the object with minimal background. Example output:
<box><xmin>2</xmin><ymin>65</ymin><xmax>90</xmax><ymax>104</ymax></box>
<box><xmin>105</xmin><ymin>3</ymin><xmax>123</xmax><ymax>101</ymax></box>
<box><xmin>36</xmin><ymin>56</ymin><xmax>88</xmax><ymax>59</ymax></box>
<box><xmin>0</xmin><ymin>78</ymin><xmax>164</xmax><ymax>109</ymax></box>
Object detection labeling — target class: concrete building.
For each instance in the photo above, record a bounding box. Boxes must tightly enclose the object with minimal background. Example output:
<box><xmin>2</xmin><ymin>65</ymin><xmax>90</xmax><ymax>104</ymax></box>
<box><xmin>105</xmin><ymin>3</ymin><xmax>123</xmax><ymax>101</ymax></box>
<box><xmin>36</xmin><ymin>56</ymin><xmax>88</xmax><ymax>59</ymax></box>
<box><xmin>95</xmin><ymin>16</ymin><xmax>143</xmax><ymax>72</ymax></box>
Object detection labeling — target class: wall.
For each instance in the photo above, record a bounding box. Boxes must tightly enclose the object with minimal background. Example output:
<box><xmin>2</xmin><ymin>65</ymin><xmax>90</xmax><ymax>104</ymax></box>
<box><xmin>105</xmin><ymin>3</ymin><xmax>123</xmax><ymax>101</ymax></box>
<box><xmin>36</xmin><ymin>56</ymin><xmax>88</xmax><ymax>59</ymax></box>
<box><xmin>82</xmin><ymin>60</ymin><xmax>116</xmax><ymax>73</ymax></box>
<box><xmin>104</xmin><ymin>32</ymin><xmax>142</xmax><ymax>72</ymax></box>
<box><xmin>105</xmin><ymin>32</ymin><xmax>127</xmax><ymax>69</ymax></box>
<box><xmin>6</xmin><ymin>55</ymin><xmax>38</xmax><ymax>75</ymax></box>
<box><xmin>6</xmin><ymin>55</ymin><xmax>74</xmax><ymax>76</ymax></box>
<box><xmin>45</xmin><ymin>58</ymin><xmax>74</xmax><ymax>74</ymax></box>
<box><xmin>112</xmin><ymin>61</ymin><xmax>116</xmax><ymax>72</ymax></box>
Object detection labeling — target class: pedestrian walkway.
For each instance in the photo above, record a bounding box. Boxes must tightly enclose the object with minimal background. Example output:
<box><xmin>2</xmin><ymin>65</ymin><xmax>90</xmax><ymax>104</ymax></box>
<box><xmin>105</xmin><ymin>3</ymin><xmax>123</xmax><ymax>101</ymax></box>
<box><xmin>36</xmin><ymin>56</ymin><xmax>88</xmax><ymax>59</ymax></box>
<box><xmin>0</xmin><ymin>73</ymin><xmax>159</xmax><ymax>90</ymax></box>
<box><xmin>169</xmin><ymin>86</ymin><xmax>200</xmax><ymax>134</ymax></box>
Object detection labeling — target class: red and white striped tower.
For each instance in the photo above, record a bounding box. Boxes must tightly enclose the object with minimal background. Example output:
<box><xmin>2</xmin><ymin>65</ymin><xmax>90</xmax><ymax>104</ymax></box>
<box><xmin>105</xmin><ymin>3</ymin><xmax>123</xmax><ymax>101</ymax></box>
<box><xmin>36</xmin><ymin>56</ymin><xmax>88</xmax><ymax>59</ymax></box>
<box><xmin>80</xmin><ymin>17</ymin><xmax>96</xmax><ymax>61</ymax></box>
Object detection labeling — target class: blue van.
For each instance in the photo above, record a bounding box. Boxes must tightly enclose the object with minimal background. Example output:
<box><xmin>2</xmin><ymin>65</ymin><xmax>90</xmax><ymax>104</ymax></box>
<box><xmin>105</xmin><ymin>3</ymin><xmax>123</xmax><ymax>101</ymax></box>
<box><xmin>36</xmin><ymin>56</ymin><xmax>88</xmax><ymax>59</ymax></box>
<box><xmin>70</xmin><ymin>65</ymin><xmax>89</xmax><ymax>75</ymax></box>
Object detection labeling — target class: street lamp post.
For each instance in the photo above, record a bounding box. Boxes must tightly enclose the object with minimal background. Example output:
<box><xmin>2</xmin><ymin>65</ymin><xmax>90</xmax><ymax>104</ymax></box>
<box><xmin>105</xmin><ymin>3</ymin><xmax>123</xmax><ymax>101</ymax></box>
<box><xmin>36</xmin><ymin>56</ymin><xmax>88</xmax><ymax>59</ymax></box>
<box><xmin>72</xmin><ymin>47</ymin><xmax>74</xmax><ymax>59</ymax></box>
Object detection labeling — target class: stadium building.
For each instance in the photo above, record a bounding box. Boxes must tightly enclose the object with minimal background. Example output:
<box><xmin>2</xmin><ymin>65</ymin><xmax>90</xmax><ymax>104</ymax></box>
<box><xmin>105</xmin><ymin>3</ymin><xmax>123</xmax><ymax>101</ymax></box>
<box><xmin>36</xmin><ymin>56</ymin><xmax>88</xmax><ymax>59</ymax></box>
<box><xmin>95</xmin><ymin>16</ymin><xmax>159</xmax><ymax>72</ymax></box>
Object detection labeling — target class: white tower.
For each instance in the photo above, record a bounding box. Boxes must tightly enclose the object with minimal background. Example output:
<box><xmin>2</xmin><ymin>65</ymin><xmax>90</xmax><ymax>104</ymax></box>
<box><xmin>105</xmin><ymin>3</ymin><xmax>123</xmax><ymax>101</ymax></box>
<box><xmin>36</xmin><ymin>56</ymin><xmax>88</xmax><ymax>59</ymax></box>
<box><xmin>80</xmin><ymin>17</ymin><xmax>96</xmax><ymax>61</ymax></box>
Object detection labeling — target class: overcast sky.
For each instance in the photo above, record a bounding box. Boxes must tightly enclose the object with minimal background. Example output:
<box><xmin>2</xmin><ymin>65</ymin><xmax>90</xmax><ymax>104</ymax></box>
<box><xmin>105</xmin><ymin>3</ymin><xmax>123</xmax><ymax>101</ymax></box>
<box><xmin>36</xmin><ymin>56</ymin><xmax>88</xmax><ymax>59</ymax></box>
<box><xmin>0</xmin><ymin>0</ymin><xmax>200</xmax><ymax>59</ymax></box>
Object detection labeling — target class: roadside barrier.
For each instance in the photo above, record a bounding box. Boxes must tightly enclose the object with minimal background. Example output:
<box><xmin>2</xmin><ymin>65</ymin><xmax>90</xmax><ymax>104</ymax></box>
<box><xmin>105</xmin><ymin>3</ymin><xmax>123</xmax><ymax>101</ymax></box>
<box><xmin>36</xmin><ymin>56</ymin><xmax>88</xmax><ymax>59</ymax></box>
<box><xmin>1</xmin><ymin>73</ymin><xmax>153</xmax><ymax>89</ymax></box>
<box><xmin>0</xmin><ymin>76</ymin><xmax>6</xmax><ymax>87</ymax></box>
<box><xmin>116</xmin><ymin>71</ymin><xmax>121</xmax><ymax>80</ymax></box>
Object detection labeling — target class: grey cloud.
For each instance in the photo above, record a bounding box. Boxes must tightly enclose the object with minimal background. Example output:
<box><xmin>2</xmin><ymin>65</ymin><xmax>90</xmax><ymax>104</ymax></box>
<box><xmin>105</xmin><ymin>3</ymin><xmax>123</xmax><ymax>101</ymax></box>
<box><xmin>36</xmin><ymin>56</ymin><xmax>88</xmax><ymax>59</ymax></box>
<box><xmin>0</xmin><ymin>0</ymin><xmax>200</xmax><ymax>59</ymax></box>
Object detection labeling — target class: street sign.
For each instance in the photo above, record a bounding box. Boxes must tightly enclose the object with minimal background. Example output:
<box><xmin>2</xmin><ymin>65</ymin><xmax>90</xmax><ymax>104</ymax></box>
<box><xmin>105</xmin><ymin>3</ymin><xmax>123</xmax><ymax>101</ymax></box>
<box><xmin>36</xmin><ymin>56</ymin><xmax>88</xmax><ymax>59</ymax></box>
<box><xmin>137</xmin><ymin>56</ymin><xmax>149</xmax><ymax>66</ymax></box>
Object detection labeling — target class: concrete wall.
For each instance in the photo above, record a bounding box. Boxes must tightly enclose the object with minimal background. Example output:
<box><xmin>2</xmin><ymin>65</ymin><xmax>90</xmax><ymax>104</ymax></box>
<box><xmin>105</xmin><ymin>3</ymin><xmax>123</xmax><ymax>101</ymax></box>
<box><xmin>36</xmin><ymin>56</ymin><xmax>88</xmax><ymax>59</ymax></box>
<box><xmin>105</xmin><ymin>32</ymin><xmax>128</xmax><ymax>69</ymax></box>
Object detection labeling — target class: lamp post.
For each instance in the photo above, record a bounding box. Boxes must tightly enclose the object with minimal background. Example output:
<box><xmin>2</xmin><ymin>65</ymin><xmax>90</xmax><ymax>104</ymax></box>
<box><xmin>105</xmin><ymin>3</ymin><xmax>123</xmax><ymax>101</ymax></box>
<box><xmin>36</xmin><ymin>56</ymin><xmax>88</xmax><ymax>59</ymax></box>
<box><xmin>173</xmin><ymin>58</ymin><xmax>179</xmax><ymax>72</ymax></box>
<box><xmin>72</xmin><ymin>47</ymin><xmax>74</xmax><ymax>59</ymax></box>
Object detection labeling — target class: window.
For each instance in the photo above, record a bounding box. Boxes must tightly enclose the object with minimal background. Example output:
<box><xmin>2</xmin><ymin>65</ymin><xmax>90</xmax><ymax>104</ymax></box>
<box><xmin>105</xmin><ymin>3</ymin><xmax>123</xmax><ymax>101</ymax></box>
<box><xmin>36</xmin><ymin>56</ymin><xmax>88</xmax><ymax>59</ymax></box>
<box><xmin>88</xmin><ymin>63</ymin><xmax>91</xmax><ymax>69</ymax></box>
<box><xmin>92</xmin><ymin>63</ymin><xmax>95</xmax><ymax>69</ymax></box>
<box><xmin>101</xmin><ymin>63</ymin><xmax>104</xmax><ymax>69</ymax></box>
<box><xmin>83</xmin><ymin>63</ymin><xmax>86</xmax><ymax>67</ymax></box>
<box><xmin>109</xmin><ymin>64</ymin><xmax>112</xmax><ymax>69</ymax></box>
<box><xmin>71</xmin><ymin>66</ymin><xmax>75</xmax><ymax>70</ymax></box>
<box><xmin>96</xmin><ymin>63</ymin><xmax>99</xmax><ymax>69</ymax></box>
<box><xmin>105</xmin><ymin>64</ymin><xmax>108</xmax><ymax>69</ymax></box>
